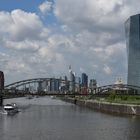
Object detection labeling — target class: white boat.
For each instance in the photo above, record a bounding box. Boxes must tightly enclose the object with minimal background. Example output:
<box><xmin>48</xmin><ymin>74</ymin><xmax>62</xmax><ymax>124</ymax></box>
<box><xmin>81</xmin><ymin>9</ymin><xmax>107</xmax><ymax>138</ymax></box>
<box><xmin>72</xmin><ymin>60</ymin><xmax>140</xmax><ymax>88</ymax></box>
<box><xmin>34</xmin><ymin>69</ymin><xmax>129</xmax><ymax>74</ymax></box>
<box><xmin>3</xmin><ymin>103</ymin><xmax>19</xmax><ymax>115</ymax></box>
<box><xmin>50</xmin><ymin>96</ymin><xmax>56</xmax><ymax>99</ymax></box>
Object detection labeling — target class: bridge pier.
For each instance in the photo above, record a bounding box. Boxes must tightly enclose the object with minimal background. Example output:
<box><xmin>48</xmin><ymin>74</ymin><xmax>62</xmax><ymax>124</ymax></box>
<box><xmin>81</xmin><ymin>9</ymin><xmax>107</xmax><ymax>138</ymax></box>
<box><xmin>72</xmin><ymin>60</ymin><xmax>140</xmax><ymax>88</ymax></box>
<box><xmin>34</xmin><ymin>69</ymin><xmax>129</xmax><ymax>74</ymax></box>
<box><xmin>0</xmin><ymin>95</ymin><xmax>3</xmax><ymax>106</ymax></box>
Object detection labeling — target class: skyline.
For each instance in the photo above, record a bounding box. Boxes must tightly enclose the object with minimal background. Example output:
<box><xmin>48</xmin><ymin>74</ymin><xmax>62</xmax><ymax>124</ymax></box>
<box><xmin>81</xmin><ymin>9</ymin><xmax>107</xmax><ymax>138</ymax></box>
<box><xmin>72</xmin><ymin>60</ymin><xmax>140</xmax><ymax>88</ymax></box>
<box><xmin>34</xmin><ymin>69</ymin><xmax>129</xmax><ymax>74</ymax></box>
<box><xmin>0</xmin><ymin>0</ymin><xmax>140</xmax><ymax>85</ymax></box>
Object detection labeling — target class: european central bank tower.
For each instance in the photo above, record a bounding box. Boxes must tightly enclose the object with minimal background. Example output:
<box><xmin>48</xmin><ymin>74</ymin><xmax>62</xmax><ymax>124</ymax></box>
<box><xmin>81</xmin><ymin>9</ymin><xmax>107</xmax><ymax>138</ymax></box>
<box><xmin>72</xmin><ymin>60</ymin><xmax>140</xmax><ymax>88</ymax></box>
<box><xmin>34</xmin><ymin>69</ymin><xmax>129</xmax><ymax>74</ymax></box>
<box><xmin>125</xmin><ymin>14</ymin><xmax>140</xmax><ymax>86</ymax></box>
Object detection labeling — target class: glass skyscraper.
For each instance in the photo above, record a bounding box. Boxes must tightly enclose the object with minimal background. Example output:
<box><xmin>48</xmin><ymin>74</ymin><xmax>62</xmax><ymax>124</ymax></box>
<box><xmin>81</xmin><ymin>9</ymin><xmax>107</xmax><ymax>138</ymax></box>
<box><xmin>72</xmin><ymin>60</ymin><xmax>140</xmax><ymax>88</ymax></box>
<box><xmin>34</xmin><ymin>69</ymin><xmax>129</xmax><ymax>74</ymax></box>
<box><xmin>81</xmin><ymin>73</ymin><xmax>88</xmax><ymax>87</ymax></box>
<box><xmin>125</xmin><ymin>14</ymin><xmax>140</xmax><ymax>86</ymax></box>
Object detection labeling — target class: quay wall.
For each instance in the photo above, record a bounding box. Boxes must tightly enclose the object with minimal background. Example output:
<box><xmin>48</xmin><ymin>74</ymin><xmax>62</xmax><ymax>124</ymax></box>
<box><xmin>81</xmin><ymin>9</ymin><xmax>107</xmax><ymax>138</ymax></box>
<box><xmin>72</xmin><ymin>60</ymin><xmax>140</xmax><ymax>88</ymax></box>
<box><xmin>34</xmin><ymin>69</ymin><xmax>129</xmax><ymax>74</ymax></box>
<box><xmin>63</xmin><ymin>98</ymin><xmax>140</xmax><ymax>116</ymax></box>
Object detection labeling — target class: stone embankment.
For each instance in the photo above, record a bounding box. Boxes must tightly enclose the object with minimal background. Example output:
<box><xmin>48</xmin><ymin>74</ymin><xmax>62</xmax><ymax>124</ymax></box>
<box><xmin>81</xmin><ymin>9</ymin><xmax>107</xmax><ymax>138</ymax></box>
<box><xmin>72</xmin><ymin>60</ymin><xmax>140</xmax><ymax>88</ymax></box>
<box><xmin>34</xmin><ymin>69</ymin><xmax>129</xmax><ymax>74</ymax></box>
<box><xmin>63</xmin><ymin>97</ymin><xmax>140</xmax><ymax>116</ymax></box>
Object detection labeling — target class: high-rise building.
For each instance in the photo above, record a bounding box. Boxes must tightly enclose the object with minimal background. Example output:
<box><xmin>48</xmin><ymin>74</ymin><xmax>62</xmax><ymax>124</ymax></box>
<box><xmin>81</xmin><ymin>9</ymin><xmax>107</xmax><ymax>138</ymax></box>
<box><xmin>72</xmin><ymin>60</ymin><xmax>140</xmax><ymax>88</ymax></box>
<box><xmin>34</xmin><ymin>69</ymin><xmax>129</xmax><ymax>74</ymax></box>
<box><xmin>64</xmin><ymin>76</ymin><xmax>69</xmax><ymax>91</ymax></box>
<box><xmin>89</xmin><ymin>79</ymin><xmax>97</xmax><ymax>92</ymax></box>
<box><xmin>81</xmin><ymin>73</ymin><xmax>88</xmax><ymax>94</ymax></box>
<box><xmin>69</xmin><ymin>66</ymin><xmax>75</xmax><ymax>92</ymax></box>
<box><xmin>0</xmin><ymin>71</ymin><xmax>4</xmax><ymax>90</ymax></box>
<box><xmin>49</xmin><ymin>78</ymin><xmax>60</xmax><ymax>92</ymax></box>
<box><xmin>59</xmin><ymin>76</ymin><xmax>69</xmax><ymax>92</ymax></box>
<box><xmin>41</xmin><ymin>80</ymin><xmax>48</xmax><ymax>92</ymax></box>
<box><xmin>38</xmin><ymin>81</ymin><xmax>43</xmax><ymax>92</ymax></box>
<box><xmin>81</xmin><ymin>73</ymin><xmax>88</xmax><ymax>87</ymax></box>
<box><xmin>75</xmin><ymin>76</ymin><xmax>81</xmax><ymax>92</ymax></box>
<box><xmin>125</xmin><ymin>14</ymin><xmax>140</xmax><ymax>86</ymax></box>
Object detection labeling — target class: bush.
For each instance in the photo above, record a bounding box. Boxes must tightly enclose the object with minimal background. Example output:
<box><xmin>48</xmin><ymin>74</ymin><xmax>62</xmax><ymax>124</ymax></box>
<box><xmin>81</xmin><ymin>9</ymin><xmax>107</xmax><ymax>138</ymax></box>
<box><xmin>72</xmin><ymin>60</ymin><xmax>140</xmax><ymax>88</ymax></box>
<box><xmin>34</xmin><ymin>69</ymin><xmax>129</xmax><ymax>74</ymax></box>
<box><xmin>121</xmin><ymin>95</ymin><xmax>128</xmax><ymax>101</ymax></box>
<box><xmin>127</xmin><ymin>96</ymin><xmax>136</xmax><ymax>101</ymax></box>
<box><xmin>135</xmin><ymin>96</ymin><xmax>140</xmax><ymax>100</ymax></box>
<box><xmin>108</xmin><ymin>91</ymin><xmax>116</xmax><ymax>101</ymax></box>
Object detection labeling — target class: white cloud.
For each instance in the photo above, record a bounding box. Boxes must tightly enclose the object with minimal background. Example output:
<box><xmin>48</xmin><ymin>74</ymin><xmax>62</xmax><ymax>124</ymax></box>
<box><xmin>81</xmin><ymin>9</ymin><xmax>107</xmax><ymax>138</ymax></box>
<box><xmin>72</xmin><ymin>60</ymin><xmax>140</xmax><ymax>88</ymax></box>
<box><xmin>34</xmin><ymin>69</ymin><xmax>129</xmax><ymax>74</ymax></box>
<box><xmin>103</xmin><ymin>65</ymin><xmax>112</xmax><ymax>75</ymax></box>
<box><xmin>1</xmin><ymin>0</ymin><xmax>139</xmax><ymax>85</ymax></box>
<box><xmin>10</xmin><ymin>9</ymin><xmax>43</xmax><ymax>41</ymax></box>
<box><xmin>54</xmin><ymin>0</ymin><xmax>140</xmax><ymax>33</ymax></box>
<box><xmin>0</xmin><ymin>9</ymin><xmax>50</xmax><ymax>52</ymax></box>
<box><xmin>39</xmin><ymin>1</ymin><xmax>53</xmax><ymax>14</ymax></box>
<box><xmin>5</xmin><ymin>40</ymin><xmax>40</xmax><ymax>51</ymax></box>
<box><xmin>79</xmin><ymin>67</ymin><xmax>85</xmax><ymax>73</ymax></box>
<box><xmin>6</xmin><ymin>61</ymin><xmax>27</xmax><ymax>72</ymax></box>
<box><xmin>97</xmin><ymin>0</ymin><xmax>123</xmax><ymax>14</ymax></box>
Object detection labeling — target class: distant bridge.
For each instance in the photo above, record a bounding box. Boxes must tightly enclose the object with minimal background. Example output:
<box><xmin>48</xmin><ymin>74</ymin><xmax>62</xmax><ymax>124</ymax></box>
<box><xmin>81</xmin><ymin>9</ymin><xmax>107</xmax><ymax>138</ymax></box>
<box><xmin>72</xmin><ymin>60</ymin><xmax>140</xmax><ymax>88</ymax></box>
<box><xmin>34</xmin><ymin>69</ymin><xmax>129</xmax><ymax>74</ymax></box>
<box><xmin>2</xmin><ymin>78</ymin><xmax>140</xmax><ymax>96</ymax></box>
<box><xmin>94</xmin><ymin>84</ymin><xmax>140</xmax><ymax>94</ymax></box>
<box><xmin>1</xmin><ymin>78</ymin><xmax>140</xmax><ymax>106</ymax></box>
<box><xmin>5</xmin><ymin>78</ymin><xmax>68</xmax><ymax>89</ymax></box>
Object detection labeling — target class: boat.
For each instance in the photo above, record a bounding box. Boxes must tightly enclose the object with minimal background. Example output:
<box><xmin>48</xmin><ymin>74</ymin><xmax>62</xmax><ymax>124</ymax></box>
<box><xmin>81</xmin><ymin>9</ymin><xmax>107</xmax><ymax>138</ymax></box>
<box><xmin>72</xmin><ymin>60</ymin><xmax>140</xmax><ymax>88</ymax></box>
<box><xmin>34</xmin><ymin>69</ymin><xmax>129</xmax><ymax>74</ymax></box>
<box><xmin>50</xmin><ymin>96</ymin><xmax>56</xmax><ymax>99</ymax></box>
<box><xmin>26</xmin><ymin>95</ymin><xmax>33</xmax><ymax>99</ymax></box>
<box><xmin>35</xmin><ymin>95</ymin><xmax>39</xmax><ymax>98</ymax></box>
<box><xmin>3</xmin><ymin>103</ymin><xmax>19</xmax><ymax>115</ymax></box>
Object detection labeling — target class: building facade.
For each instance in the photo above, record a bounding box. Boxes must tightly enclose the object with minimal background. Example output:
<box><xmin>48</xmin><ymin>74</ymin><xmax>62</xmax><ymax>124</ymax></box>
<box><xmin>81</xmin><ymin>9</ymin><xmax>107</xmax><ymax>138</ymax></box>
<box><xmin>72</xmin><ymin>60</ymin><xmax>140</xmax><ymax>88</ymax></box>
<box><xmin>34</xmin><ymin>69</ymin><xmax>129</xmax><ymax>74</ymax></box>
<box><xmin>81</xmin><ymin>73</ymin><xmax>88</xmax><ymax>87</ymax></box>
<box><xmin>49</xmin><ymin>78</ymin><xmax>60</xmax><ymax>92</ymax></box>
<box><xmin>69</xmin><ymin>66</ymin><xmax>75</xmax><ymax>92</ymax></box>
<box><xmin>81</xmin><ymin>73</ymin><xmax>88</xmax><ymax>94</ymax></box>
<box><xmin>89</xmin><ymin>79</ymin><xmax>97</xmax><ymax>90</ymax></box>
<box><xmin>125</xmin><ymin>14</ymin><xmax>140</xmax><ymax>86</ymax></box>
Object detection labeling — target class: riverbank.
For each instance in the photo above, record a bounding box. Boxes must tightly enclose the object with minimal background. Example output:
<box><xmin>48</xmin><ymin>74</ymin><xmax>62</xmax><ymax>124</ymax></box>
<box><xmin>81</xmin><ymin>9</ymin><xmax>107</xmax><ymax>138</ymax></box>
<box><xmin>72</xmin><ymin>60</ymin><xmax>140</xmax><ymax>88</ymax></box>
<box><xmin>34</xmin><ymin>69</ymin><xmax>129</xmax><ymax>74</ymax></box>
<box><xmin>62</xmin><ymin>97</ymin><xmax>140</xmax><ymax>116</ymax></box>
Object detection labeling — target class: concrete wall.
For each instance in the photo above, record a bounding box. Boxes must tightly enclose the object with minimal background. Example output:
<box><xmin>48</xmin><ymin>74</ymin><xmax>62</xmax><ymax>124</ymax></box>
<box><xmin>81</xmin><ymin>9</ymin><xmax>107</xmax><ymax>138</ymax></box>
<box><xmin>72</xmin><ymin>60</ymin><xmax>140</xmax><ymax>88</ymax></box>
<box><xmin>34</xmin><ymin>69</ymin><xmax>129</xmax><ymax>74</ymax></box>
<box><xmin>63</xmin><ymin>98</ymin><xmax>140</xmax><ymax>116</ymax></box>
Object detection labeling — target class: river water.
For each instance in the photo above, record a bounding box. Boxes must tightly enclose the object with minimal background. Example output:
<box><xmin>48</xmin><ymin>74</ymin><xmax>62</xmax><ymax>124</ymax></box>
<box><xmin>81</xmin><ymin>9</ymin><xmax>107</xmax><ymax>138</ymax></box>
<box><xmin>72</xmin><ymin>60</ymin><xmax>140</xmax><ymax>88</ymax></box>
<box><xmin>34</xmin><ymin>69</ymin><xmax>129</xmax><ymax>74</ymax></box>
<box><xmin>0</xmin><ymin>97</ymin><xmax>140</xmax><ymax>140</ymax></box>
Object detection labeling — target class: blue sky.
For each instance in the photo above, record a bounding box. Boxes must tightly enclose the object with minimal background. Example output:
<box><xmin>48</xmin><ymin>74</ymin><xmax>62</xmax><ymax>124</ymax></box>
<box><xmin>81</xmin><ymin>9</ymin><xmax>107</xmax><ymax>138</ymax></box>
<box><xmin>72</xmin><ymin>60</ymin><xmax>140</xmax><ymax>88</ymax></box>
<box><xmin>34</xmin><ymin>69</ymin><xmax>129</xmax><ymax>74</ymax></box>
<box><xmin>0</xmin><ymin>0</ymin><xmax>140</xmax><ymax>85</ymax></box>
<box><xmin>0</xmin><ymin>0</ymin><xmax>44</xmax><ymax>12</ymax></box>
<box><xmin>0</xmin><ymin>0</ymin><xmax>57</xmax><ymax>26</ymax></box>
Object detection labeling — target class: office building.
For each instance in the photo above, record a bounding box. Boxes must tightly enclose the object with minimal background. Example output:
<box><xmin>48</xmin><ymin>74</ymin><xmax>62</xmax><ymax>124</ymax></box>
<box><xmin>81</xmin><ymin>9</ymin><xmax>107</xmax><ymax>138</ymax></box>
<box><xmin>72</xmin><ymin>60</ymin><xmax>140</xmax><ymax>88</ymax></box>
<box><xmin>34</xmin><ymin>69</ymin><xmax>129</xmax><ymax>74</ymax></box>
<box><xmin>75</xmin><ymin>76</ymin><xmax>81</xmax><ymax>92</ymax></box>
<box><xmin>49</xmin><ymin>78</ymin><xmax>60</xmax><ymax>92</ymax></box>
<box><xmin>81</xmin><ymin>73</ymin><xmax>88</xmax><ymax>87</ymax></box>
<box><xmin>125</xmin><ymin>14</ymin><xmax>140</xmax><ymax>86</ymax></box>
<box><xmin>69</xmin><ymin>66</ymin><xmax>75</xmax><ymax>92</ymax></box>
<box><xmin>89</xmin><ymin>79</ymin><xmax>97</xmax><ymax>93</ymax></box>
<box><xmin>81</xmin><ymin>73</ymin><xmax>88</xmax><ymax>94</ymax></box>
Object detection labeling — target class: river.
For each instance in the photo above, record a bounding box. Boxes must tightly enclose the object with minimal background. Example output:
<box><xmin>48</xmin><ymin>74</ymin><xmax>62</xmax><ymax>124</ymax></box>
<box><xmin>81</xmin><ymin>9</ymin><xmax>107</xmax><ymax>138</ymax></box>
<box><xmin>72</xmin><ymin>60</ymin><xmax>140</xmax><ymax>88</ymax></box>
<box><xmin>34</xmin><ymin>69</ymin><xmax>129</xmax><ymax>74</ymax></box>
<box><xmin>0</xmin><ymin>97</ymin><xmax>140</xmax><ymax>140</ymax></box>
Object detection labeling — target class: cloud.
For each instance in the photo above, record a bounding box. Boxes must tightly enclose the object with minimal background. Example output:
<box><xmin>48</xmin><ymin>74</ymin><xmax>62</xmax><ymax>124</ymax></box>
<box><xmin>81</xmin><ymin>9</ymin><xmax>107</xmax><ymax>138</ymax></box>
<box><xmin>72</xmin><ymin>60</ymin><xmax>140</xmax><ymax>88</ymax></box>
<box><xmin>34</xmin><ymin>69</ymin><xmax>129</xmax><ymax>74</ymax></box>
<box><xmin>0</xmin><ymin>9</ymin><xmax>50</xmax><ymax>52</ymax></box>
<box><xmin>0</xmin><ymin>10</ymin><xmax>43</xmax><ymax>41</ymax></box>
<box><xmin>103</xmin><ymin>65</ymin><xmax>112</xmax><ymax>75</ymax></box>
<box><xmin>53</xmin><ymin>0</ymin><xmax>140</xmax><ymax>84</ymax></box>
<box><xmin>54</xmin><ymin>0</ymin><xmax>140</xmax><ymax>35</ymax></box>
<box><xmin>39</xmin><ymin>1</ymin><xmax>53</xmax><ymax>14</ymax></box>
<box><xmin>1</xmin><ymin>0</ymin><xmax>140</xmax><ymax>85</ymax></box>
<box><xmin>5</xmin><ymin>40</ymin><xmax>40</xmax><ymax>51</ymax></box>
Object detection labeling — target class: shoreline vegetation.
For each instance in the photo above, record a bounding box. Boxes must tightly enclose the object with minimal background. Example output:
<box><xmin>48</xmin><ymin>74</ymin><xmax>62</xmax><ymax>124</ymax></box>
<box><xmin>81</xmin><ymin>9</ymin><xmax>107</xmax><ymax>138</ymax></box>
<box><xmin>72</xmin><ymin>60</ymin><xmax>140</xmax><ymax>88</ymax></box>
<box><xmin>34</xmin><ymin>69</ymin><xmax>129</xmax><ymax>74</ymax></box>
<box><xmin>68</xmin><ymin>91</ymin><xmax>140</xmax><ymax>105</ymax></box>
<box><xmin>97</xmin><ymin>91</ymin><xmax>140</xmax><ymax>105</ymax></box>
<box><xmin>62</xmin><ymin>92</ymin><xmax>140</xmax><ymax>116</ymax></box>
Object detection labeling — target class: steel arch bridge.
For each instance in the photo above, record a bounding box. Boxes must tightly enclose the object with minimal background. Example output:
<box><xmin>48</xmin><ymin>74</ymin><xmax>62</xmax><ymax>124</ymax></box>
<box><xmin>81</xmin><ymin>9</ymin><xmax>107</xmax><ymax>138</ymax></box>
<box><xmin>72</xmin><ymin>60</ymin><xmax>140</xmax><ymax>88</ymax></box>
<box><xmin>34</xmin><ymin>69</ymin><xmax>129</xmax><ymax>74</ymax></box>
<box><xmin>5</xmin><ymin>78</ymin><xmax>68</xmax><ymax>89</ymax></box>
<box><xmin>1</xmin><ymin>78</ymin><xmax>72</xmax><ymax>97</ymax></box>
<box><xmin>3</xmin><ymin>77</ymin><xmax>140</xmax><ymax>96</ymax></box>
<box><xmin>94</xmin><ymin>84</ymin><xmax>140</xmax><ymax>95</ymax></box>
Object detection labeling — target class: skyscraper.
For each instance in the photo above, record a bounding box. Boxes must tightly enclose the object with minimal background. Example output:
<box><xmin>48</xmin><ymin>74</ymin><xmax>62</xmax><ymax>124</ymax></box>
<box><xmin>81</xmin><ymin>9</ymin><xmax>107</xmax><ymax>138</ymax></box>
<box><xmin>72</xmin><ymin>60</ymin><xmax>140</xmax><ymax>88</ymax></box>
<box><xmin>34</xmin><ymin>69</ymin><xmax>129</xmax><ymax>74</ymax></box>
<box><xmin>49</xmin><ymin>78</ymin><xmax>60</xmax><ymax>92</ymax></box>
<box><xmin>81</xmin><ymin>73</ymin><xmax>88</xmax><ymax>94</ymax></box>
<box><xmin>89</xmin><ymin>79</ymin><xmax>97</xmax><ymax>93</ymax></box>
<box><xmin>125</xmin><ymin>14</ymin><xmax>140</xmax><ymax>86</ymax></box>
<box><xmin>81</xmin><ymin>73</ymin><xmax>88</xmax><ymax>87</ymax></box>
<box><xmin>69</xmin><ymin>66</ymin><xmax>75</xmax><ymax>92</ymax></box>
<box><xmin>0</xmin><ymin>71</ymin><xmax>4</xmax><ymax>90</ymax></box>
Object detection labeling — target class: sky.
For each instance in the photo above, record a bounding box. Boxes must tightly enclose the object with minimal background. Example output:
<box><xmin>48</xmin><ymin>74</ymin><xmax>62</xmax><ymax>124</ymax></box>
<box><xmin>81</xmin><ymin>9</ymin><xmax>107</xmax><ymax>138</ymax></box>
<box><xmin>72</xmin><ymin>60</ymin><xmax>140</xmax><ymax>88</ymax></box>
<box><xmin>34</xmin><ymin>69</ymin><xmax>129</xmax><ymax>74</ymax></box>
<box><xmin>0</xmin><ymin>0</ymin><xmax>140</xmax><ymax>85</ymax></box>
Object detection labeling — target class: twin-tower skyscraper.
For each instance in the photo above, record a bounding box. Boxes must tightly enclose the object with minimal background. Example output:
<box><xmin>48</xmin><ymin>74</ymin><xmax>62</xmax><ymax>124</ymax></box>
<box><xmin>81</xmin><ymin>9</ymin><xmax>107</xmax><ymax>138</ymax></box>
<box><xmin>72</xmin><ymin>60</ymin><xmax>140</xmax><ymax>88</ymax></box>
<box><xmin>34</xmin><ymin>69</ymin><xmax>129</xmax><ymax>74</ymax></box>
<box><xmin>125</xmin><ymin>14</ymin><xmax>140</xmax><ymax>87</ymax></box>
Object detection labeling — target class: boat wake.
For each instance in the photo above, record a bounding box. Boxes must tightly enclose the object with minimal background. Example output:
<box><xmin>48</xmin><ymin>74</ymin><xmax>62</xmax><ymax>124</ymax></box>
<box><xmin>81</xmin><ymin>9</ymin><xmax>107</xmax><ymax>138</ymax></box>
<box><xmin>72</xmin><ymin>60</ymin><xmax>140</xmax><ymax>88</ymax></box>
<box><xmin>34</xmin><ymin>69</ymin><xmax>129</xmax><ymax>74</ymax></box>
<box><xmin>0</xmin><ymin>110</ymin><xmax>8</xmax><ymax>115</ymax></box>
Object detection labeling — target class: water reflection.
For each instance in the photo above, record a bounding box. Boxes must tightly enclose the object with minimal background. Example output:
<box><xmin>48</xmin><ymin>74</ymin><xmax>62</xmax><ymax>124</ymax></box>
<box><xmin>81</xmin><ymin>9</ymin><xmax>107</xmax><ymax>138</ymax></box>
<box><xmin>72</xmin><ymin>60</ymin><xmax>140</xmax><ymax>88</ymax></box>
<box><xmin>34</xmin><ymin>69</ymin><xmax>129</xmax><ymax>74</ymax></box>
<box><xmin>0</xmin><ymin>97</ymin><xmax>140</xmax><ymax>140</ymax></box>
